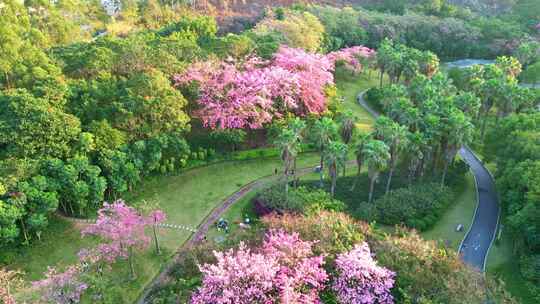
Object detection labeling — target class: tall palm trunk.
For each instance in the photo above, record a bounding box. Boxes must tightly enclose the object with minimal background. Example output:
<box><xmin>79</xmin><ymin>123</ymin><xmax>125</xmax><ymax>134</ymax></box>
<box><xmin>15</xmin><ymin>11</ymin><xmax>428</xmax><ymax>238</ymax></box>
<box><xmin>319</xmin><ymin>152</ymin><xmax>324</xmax><ymax>187</ymax></box>
<box><xmin>385</xmin><ymin>165</ymin><xmax>394</xmax><ymax>194</ymax></box>
<box><xmin>293</xmin><ymin>157</ymin><xmax>297</xmax><ymax>187</ymax></box>
<box><xmin>379</xmin><ymin>68</ymin><xmax>385</xmax><ymax>88</ymax></box>
<box><xmin>351</xmin><ymin>166</ymin><xmax>362</xmax><ymax>191</ymax></box>
<box><xmin>284</xmin><ymin>160</ymin><xmax>290</xmax><ymax>202</ymax></box>
<box><xmin>330</xmin><ymin>164</ymin><xmax>337</xmax><ymax>197</ymax></box>
<box><xmin>408</xmin><ymin>159</ymin><xmax>417</xmax><ymax>186</ymax></box>
<box><xmin>368</xmin><ymin>176</ymin><xmax>376</xmax><ymax>203</ymax></box>
<box><xmin>441</xmin><ymin>158</ymin><xmax>450</xmax><ymax>187</ymax></box>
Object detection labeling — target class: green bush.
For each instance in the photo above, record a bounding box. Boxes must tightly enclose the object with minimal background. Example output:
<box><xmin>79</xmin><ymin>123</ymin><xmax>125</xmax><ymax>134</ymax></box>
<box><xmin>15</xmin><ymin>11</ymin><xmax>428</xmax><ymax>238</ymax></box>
<box><xmin>364</xmin><ymin>87</ymin><xmax>384</xmax><ymax>112</ymax></box>
<box><xmin>254</xmin><ymin>185</ymin><xmax>346</xmax><ymax>216</ymax></box>
<box><xmin>357</xmin><ymin>183</ymin><xmax>454</xmax><ymax>231</ymax></box>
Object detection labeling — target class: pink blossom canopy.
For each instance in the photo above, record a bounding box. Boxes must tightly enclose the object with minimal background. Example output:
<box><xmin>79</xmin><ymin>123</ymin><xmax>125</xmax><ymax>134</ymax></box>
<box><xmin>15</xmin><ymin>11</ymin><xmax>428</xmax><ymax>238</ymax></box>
<box><xmin>332</xmin><ymin>242</ymin><xmax>395</xmax><ymax>304</ymax></box>
<box><xmin>175</xmin><ymin>45</ymin><xmax>374</xmax><ymax>129</ymax></box>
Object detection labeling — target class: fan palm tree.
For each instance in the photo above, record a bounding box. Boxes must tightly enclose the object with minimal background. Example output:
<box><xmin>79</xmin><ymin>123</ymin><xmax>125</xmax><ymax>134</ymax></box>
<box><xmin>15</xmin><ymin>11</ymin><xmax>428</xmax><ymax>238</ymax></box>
<box><xmin>441</xmin><ymin>112</ymin><xmax>473</xmax><ymax>187</ymax></box>
<box><xmin>274</xmin><ymin>129</ymin><xmax>300</xmax><ymax>200</ymax></box>
<box><xmin>339</xmin><ymin>110</ymin><xmax>356</xmax><ymax>176</ymax></box>
<box><xmin>374</xmin><ymin>116</ymin><xmax>408</xmax><ymax>193</ymax></box>
<box><xmin>351</xmin><ymin>131</ymin><xmax>370</xmax><ymax>191</ymax></box>
<box><xmin>405</xmin><ymin>131</ymin><xmax>426</xmax><ymax>185</ymax></box>
<box><xmin>311</xmin><ymin>117</ymin><xmax>338</xmax><ymax>187</ymax></box>
<box><xmin>287</xmin><ymin>118</ymin><xmax>306</xmax><ymax>187</ymax></box>
<box><xmin>362</xmin><ymin>139</ymin><xmax>390</xmax><ymax>203</ymax></box>
<box><xmin>324</xmin><ymin>141</ymin><xmax>349</xmax><ymax>198</ymax></box>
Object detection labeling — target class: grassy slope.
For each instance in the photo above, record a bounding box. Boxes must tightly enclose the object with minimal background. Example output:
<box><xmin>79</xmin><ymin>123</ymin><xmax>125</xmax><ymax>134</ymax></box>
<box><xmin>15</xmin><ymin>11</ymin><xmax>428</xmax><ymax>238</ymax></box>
<box><xmin>334</xmin><ymin>68</ymin><xmax>377</xmax><ymax>131</ymax></box>
<box><xmin>422</xmin><ymin>172</ymin><xmax>476</xmax><ymax>249</ymax></box>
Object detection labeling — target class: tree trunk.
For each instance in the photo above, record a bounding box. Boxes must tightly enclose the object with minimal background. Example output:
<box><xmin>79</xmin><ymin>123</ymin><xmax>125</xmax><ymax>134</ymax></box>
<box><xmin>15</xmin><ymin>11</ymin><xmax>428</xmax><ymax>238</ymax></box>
<box><xmin>408</xmin><ymin>159</ymin><xmax>417</xmax><ymax>186</ymax></box>
<box><xmin>128</xmin><ymin>247</ymin><xmax>136</xmax><ymax>280</ymax></box>
<box><xmin>60</xmin><ymin>201</ymin><xmax>68</xmax><ymax>214</ymax></box>
<box><xmin>480</xmin><ymin>114</ymin><xmax>489</xmax><ymax>141</ymax></box>
<box><xmin>20</xmin><ymin>219</ymin><xmax>29</xmax><ymax>243</ymax></box>
<box><xmin>379</xmin><ymin>69</ymin><xmax>384</xmax><ymax>88</ymax></box>
<box><xmin>153</xmin><ymin>225</ymin><xmax>161</xmax><ymax>255</ymax></box>
<box><xmin>441</xmin><ymin>158</ymin><xmax>450</xmax><ymax>187</ymax></box>
<box><xmin>368</xmin><ymin>177</ymin><xmax>376</xmax><ymax>203</ymax></box>
<box><xmin>331</xmin><ymin>173</ymin><xmax>336</xmax><ymax>198</ymax></box>
<box><xmin>284</xmin><ymin>167</ymin><xmax>289</xmax><ymax>202</ymax></box>
<box><xmin>68</xmin><ymin>202</ymin><xmax>75</xmax><ymax>216</ymax></box>
<box><xmin>319</xmin><ymin>153</ymin><xmax>324</xmax><ymax>187</ymax></box>
<box><xmin>350</xmin><ymin>163</ymin><xmax>362</xmax><ymax>191</ymax></box>
<box><xmin>385</xmin><ymin>165</ymin><xmax>394</xmax><ymax>194</ymax></box>
<box><xmin>293</xmin><ymin>157</ymin><xmax>297</xmax><ymax>188</ymax></box>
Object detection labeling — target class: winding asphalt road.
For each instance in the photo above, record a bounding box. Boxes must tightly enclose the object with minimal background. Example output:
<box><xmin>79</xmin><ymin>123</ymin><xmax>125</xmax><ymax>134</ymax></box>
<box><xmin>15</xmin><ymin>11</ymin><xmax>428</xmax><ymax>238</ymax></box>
<box><xmin>357</xmin><ymin>90</ymin><xmax>500</xmax><ymax>272</ymax></box>
<box><xmin>458</xmin><ymin>147</ymin><xmax>500</xmax><ymax>271</ymax></box>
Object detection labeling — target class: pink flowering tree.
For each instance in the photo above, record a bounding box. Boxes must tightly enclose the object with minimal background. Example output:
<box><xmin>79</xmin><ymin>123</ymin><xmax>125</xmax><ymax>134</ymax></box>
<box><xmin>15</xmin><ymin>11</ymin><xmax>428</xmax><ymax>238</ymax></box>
<box><xmin>81</xmin><ymin>200</ymin><xmax>149</xmax><ymax>279</ymax></box>
<box><xmin>190</xmin><ymin>230</ymin><xmax>328</xmax><ymax>304</ymax></box>
<box><xmin>32</xmin><ymin>266</ymin><xmax>88</xmax><ymax>304</ymax></box>
<box><xmin>175</xmin><ymin>46</ymin><xmax>335</xmax><ymax>129</ymax></box>
<box><xmin>326</xmin><ymin>46</ymin><xmax>376</xmax><ymax>74</ymax></box>
<box><xmin>332</xmin><ymin>242</ymin><xmax>395</xmax><ymax>304</ymax></box>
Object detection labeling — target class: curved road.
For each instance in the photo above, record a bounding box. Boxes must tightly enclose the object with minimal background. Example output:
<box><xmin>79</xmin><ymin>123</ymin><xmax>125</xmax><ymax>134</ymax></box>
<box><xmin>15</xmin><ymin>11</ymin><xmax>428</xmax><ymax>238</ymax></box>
<box><xmin>458</xmin><ymin>147</ymin><xmax>500</xmax><ymax>271</ymax></box>
<box><xmin>357</xmin><ymin>90</ymin><xmax>500</xmax><ymax>272</ymax></box>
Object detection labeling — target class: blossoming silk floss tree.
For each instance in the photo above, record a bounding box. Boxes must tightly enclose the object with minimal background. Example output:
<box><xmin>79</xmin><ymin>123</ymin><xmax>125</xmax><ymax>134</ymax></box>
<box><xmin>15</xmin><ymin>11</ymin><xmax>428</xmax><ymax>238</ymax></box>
<box><xmin>81</xmin><ymin>200</ymin><xmax>150</xmax><ymax>280</ymax></box>
<box><xmin>191</xmin><ymin>230</ymin><xmax>328</xmax><ymax>304</ymax></box>
<box><xmin>333</xmin><ymin>242</ymin><xmax>395</xmax><ymax>304</ymax></box>
<box><xmin>32</xmin><ymin>265</ymin><xmax>88</xmax><ymax>304</ymax></box>
<box><xmin>326</xmin><ymin>46</ymin><xmax>376</xmax><ymax>74</ymax></box>
<box><xmin>175</xmin><ymin>45</ymin><xmax>374</xmax><ymax>130</ymax></box>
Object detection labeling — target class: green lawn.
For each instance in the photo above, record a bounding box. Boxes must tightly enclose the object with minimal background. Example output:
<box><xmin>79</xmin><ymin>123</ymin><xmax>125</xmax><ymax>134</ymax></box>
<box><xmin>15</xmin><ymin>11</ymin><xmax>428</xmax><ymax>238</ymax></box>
<box><xmin>6</xmin><ymin>153</ymin><xmax>321</xmax><ymax>302</ymax></box>
<box><xmin>421</xmin><ymin>172</ymin><xmax>477</xmax><ymax>249</ymax></box>
<box><xmin>334</xmin><ymin>68</ymin><xmax>379</xmax><ymax>131</ymax></box>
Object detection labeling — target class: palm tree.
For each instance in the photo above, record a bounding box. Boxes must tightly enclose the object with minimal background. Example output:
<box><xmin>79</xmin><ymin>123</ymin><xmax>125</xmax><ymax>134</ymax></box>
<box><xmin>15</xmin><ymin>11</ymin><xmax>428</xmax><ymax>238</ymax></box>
<box><xmin>351</xmin><ymin>132</ymin><xmax>370</xmax><ymax>191</ymax></box>
<box><xmin>339</xmin><ymin>110</ymin><xmax>356</xmax><ymax>145</ymax></box>
<box><xmin>374</xmin><ymin>116</ymin><xmax>408</xmax><ymax>193</ymax></box>
<box><xmin>405</xmin><ymin>131</ymin><xmax>426</xmax><ymax>185</ymax></box>
<box><xmin>311</xmin><ymin>117</ymin><xmax>338</xmax><ymax>187</ymax></box>
<box><xmin>362</xmin><ymin>139</ymin><xmax>390</xmax><ymax>203</ymax></box>
<box><xmin>324</xmin><ymin>141</ymin><xmax>349</xmax><ymax>198</ymax></box>
<box><xmin>274</xmin><ymin>129</ymin><xmax>299</xmax><ymax>200</ymax></box>
<box><xmin>288</xmin><ymin>118</ymin><xmax>306</xmax><ymax>187</ymax></box>
<box><xmin>377</xmin><ymin>39</ymin><xmax>394</xmax><ymax>88</ymax></box>
<box><xmin>339</xmin><ymin>110</ymin><xmax>356</xmax><ymax>176</ymax></box>
<box><xmin>441</xmin><ymin>112</ymin><xmax>473</xmax><ymax>187</ymax></box>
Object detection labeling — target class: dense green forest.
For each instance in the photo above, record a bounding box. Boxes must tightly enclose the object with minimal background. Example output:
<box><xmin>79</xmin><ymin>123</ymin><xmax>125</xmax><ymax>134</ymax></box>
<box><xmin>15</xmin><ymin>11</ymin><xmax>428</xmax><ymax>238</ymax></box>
<box><xmin>0</xmin><ymin>0</ymin><xmax>539</xmax><ymax>303</ymax></box>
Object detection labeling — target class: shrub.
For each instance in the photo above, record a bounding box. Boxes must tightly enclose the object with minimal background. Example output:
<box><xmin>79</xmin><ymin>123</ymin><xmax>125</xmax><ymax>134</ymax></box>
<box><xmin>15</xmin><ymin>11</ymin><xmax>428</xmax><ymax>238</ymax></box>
<box><xmin>364</xmin><ymin>87</ymin><xmax>384</xmax><ymax>112</ymax></box>
<box><xmin>253</xmin><ymin>185</ymin><xmax>346</xmax><ymax>216</ymax></box>
<box><xmin>261</xmin><ymin>211</ymin><xmax>367</xmax><ymax>255</ymax></box>
<box><xmin>361</xmin><ymin>183</ymin><xmax>454</xmax><ymax>231</ymax></box>
<box><xmin>254</xmin><ymin>185</ymin><xmax>305</xmax><ymax>215</ymax></box>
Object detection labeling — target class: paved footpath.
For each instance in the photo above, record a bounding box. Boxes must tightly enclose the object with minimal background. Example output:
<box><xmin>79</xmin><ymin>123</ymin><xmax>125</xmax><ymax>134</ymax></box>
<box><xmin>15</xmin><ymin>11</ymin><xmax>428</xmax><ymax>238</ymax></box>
<box><xmin>357</xmin><ymin>90</ymin><xmax>500</xmax><ymax>272</ymax></box>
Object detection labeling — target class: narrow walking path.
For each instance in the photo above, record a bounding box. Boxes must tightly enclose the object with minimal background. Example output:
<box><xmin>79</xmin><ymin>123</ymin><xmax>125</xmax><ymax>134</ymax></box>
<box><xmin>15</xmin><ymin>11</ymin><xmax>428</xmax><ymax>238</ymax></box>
<box><xmin>356</xmin><ymin>90</ymin><xmax>500</xmax><ymax>271</ymax></box>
